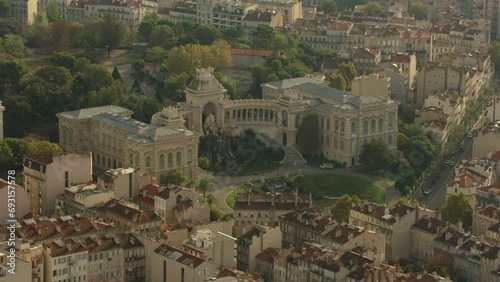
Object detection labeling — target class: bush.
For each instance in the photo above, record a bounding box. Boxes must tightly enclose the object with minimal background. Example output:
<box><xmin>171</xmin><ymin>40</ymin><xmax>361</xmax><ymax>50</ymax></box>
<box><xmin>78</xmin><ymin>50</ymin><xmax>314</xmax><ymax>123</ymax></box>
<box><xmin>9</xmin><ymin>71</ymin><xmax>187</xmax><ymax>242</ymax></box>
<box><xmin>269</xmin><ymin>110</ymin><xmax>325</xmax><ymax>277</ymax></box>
<box><xmin>209</xmin><ymin>204</ymin><xmax>227</xmax><ymax>221</ymax></box>
<box><xmin>131</xmin><ymin>60</ymin><xmax>145</xmax><ymax>73</ymax></box>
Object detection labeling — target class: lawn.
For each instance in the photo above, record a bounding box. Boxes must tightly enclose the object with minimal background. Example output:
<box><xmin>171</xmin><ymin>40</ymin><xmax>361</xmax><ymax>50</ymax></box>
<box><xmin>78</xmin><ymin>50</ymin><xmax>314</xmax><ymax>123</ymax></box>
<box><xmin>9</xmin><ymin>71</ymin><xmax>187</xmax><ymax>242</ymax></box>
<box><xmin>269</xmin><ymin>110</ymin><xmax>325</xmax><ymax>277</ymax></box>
<box><xmin>225</xmin><ymin>184</ymin><xmax>265</xmax><ymax>208</ymax></box>
<box><xmin>295</xmin><ymin>173</ymin><xmax>386</xmax><ymax>206</ymax></box>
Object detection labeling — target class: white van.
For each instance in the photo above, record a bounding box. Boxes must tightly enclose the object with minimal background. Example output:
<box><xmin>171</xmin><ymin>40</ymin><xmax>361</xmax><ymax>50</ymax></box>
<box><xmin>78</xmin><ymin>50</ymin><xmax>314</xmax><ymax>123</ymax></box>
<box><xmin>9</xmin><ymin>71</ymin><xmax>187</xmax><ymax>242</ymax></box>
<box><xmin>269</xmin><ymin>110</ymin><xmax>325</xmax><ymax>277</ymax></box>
<box><xmin>320</xmin><ymin>163</ymin><xmax>334</xmax><ymax>169</ymax></box>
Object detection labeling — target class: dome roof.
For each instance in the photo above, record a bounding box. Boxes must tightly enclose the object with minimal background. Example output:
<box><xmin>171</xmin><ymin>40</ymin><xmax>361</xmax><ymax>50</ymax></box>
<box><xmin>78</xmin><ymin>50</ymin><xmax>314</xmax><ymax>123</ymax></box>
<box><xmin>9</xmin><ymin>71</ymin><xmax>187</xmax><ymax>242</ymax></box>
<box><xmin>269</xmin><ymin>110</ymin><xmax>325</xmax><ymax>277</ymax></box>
<box><xmin>187</xmin><ymin>67</ymin><xmax>224</xmax><ymax>92</ymax></box>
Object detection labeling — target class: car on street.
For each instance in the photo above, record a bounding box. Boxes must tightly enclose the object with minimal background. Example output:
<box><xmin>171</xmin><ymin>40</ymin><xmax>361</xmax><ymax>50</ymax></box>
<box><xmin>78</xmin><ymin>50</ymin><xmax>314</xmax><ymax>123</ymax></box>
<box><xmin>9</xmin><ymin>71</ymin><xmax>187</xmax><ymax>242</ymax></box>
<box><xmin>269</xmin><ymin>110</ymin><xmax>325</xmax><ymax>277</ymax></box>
<box><xmin>458</xmin><ymin>147</ymin><xmax>464</xmax><ymax>153</ymax></box>
<box><xmin>444</xmin><ymin>160</ymin><xmax>451</xmax><ymax>166</ymax></box>
<box><xmin>423</xmin><ymin>188</ymin><xmax>431</xmax><ymax>195</ymax></box>
<box><xmin>448</xmin><ymin>161</ymin><xmax>455</xmax><ymax>167</ymax></box>
<box><xmin>467</xmin><ymin>133</ymin><xmax>473</xmax><ymax>138</ymax></box>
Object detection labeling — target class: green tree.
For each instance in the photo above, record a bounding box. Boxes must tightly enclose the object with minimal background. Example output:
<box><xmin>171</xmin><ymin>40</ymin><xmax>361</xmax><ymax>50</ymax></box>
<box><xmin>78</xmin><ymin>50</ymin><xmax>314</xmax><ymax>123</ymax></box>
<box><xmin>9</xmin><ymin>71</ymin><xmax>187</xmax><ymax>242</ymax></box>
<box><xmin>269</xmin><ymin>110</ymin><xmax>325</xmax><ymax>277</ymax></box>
<box><xmin>163</xmin><ymin>41</ymin><xmax>232</xmax><ymax>74</ymax></box>
<box><xmin>46</xmin><ymin>2</ymin><xmax>63</xmax><ymax>22</ymax></box>
<box><xmin>99</xmin><ymin>13</ymin><xmax>128</xmax><ymax>57</ymax></box>
<box><xmin>51</xmin><ymin>51</ymin><xmax>76</xmax><ymax>72</ymax></box>
<box><xmin>0</xmin><ymin>59</ymin><xmax>27</xmax><ymax>92</ymax></box>
<box><xmin>81</xmin><ymin>17</ymin><xmax>102</xmax><ymax>51</ymax></box>
<box><xmin>3</xmin><ymin>138</ymin><xmax>28</xmax><ymax>166</ymax></box>
<box><xmin>408</xmin><ymin>2</ymin><xmax>428</xmax><ymax>20</ymax></box>
<box><xmin>0</xmin><ymin>140</ymin><xmax>14</xmax><ymax>171</ymax></box>
<box><xmin>322</xmin><ymin>0</ymin><xmax>338</xmax><ymax>15</ymax></box>
<box><xmin>149</xmin><ymin>24</ymin><xmax>175</xmax><ymax>48</ymax></box>
<box><xmin>338</xmin><ymin>62</ymin><xmax>357</xmax><ymax>89</ymax></box>
<box><xmin>162</xmin><ymin>72</ymin><xmax>193</xmax><ymax>102</ymax></box>
<box><xmin>441</xmin><ymin>193</ymin><xmax>473</xmax><ymax>230</ymax></box>
<box><xmin>192</xmin><ymin>25</ymin><xmax>223</xmax><ymax>45</ymax></box>
<box><xmin>488</xmin><ymin>41</ymin><xmax>500</xmax><ymax>69</ymax></box>
<box><xmin>196</xmin><ymin>178</ymin><xmax>212</xmax><ymax>198</ymax></box>
<box><xmin>137</xmin><ymin>21</ymin><xmax>154</xmax><ymax>40</ymax></box>
<box><xmin>159</xmin><ymin>170</ymin><xmax>188</xmax><ymax>186</ymax></box>
<box><xmin>330</xmin><ymin>194</ymin><xmax>361</xmax><ymax>222</ymax></box>
<box><xmin>82</xmin><ymin>64</ymin><xmax>113</xmax><ymax>92</ymax></box>
<box><xmin>68</xmin><ymin>21</ymin><xmax>85</xmax><ymax>47</ymax></box>
<box><xmin>48</xmin><ymin>20</ymin><xmax>71</xmax><ymax>51</ymax></box>
<box><xmin>0</xmin><ymin>0</ymin><xmax>12</xmax><ymax>18</ymax></box>
<box><xmin>329</xmin><ymin>72</ymin><xmax>347</xmax><ymax>91</ymax></box>
<box><xmin>131</xmin><ymin>60</ymin><xmax>145</xmax><ymax>73</ymax></box>
<box><xmin>251</xmin><ymin>25</ymin><xmax>289</xmax><ymax>50</ymax></box>
<box><xmin>25</xmin><ymin>139</ymin><xmax>62</xmax><ymax>155</ymax></box>
<box><xmin>296</xmin><ymin>115</ymin><xmax>320</xmax><ymax>154</ymax></box>
<box><xmin>2</xmin><ymin>95</ymin><xmax>32</xmax><ymax>137</ymax></box>
<box><xmin>145</xmin><ymin>46</ymin><xmax>168</xmax><ymax>63</ymax></box>
<box><xmin>122</xmin><ymin>95</ymin><xmax>162</xmax><ymax>123</ymax></box>
<box><xmin>0</xmin><ymin>34</ymin><xmax>27</xmax><ymax>58</ymax></box>
<box><xmin>87</xmin><ymin>80</ymin><xmax>127</xmax><ymax>107</ymax></box>
<box><xmin>360</xmin><ymin>139</ymin><xmax>394</xmax><ymax>171</ymax></box>
<box><xmin>0</xmin><ymin>18</ymin><xmax>20</xmax><ymax>37</ymax></box>
<box><xmin>364</xmin><ymin>1</ymin><xmax>382</xmax><ymax>12</ymax></box>
<box><xmin>111</xmin><ymin>66</ymin><xmax>122</xmax><ymax>80</ymax></box>
<box><xmin>198</xmin><ymin>156</ymin><xmax>210</xmax><ymax>170</ymax></box>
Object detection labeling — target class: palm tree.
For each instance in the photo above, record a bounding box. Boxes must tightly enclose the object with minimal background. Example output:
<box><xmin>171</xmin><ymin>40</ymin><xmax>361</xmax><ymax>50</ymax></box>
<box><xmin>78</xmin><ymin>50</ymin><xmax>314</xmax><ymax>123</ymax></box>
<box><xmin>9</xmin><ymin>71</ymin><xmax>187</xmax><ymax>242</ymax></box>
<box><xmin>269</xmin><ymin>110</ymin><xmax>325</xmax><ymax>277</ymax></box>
<box><xmin>196</xmin><ymin>178</ymin><xmax>211</xmax><ymax>199</ymax></box>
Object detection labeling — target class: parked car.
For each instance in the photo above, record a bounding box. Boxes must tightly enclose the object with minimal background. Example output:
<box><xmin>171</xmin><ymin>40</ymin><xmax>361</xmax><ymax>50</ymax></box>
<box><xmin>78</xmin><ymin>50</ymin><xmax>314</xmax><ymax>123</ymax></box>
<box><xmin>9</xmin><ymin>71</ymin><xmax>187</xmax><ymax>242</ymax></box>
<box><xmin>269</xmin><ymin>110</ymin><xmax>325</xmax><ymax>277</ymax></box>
<box><xmin>423</xmin><ymin>189</ymin><xmax>431</xmax><ymax>195</ymax></box>
<box><xmin>320</xmin><ymin>163</ymin><xmax>334</xmax><ymax>169</ymax></box>
<box><xmin>444</xmin><ymin>160</ymin><xmax>451</xmax><ymax>166</ymax></box>
<box><xmin>448</xmin><ymin>161</ymin><xmax>455</xmax><ymax>167</ymax></box>
<box><xmin>467</xmin><ymin>133</ymin><xmax>473</xmax><ymax>138</ymax></box>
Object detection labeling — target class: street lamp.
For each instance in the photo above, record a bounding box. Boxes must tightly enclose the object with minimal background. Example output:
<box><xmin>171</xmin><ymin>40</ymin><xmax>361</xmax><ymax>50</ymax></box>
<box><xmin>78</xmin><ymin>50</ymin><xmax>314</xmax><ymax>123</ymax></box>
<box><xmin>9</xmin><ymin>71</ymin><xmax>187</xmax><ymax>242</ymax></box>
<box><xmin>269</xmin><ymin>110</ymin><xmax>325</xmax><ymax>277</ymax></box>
<box><xmin>105</xmin><ymin>45</ymin><xmax>110</xmax><ymax>58</ymax></box>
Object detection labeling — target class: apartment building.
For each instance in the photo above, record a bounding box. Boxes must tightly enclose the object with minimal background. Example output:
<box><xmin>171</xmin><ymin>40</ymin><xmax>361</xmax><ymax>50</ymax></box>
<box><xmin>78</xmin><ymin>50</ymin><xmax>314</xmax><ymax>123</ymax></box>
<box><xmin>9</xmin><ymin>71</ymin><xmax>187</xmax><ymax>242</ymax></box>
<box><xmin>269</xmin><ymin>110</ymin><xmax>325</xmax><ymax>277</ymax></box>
<box><xmin>351</xmin><ymin>74</ymin><xmax>391</xmax><ymax>98</ymax></box>
<box><xmin>7</xmin><ymin>0</ymin><xmax>37</xmax><ymax>24</ymax></box>
<box><xmin>233</xmin><ymin>191</ymin><xmax>312</xmax><ymax>233</ymax></box>
<box><xmin>43</xmin><ymin>238</ymin><xmax>88</xmax><ymax>282</ymax></box>
<box><xmin>84</xmin><ymin>0</ymin><xmax>140</xmax><ymax>29</ymax></box>
<box><xmin>182</xmin><ymin>229</ymin><xmax>236</xmax><ymax>269</ymax></box>
<box><xmin>485</xmin><ymin>222</ymin><xmax>500</xmax><ymax>245</ymax></box>
<box><xmin>255</xmin><ymin>247</ymin><xmax>280</xmax><ymax>282</ymax></box>
<box><xmin>476</xmin><ymin>183</ymin><xmax>500</xmax><ymax>208</ymax></box>
<box><xmin>212</xmin><ymin>2</ymin><xmax>257</xmax><ymax>29</ymax></box>
<box><xmin>280</xmin><ymin>208</ymin><xmax>386</xmax><ymax>252</ymax></box>
<box><xmin>350</xmin><ymin>203</ymin><xmax>424</xmax><ymax>260</ymax></box>
<box><xmin>473</xmin><ymin>205</ymin><xmax>500</xmax><ymax>236</ymax></box>
<box><xmin>473</xmin><ymin>121</ymin><xmax>500</xmax><ymax>158</ymax></box>
<box><xmin>58</xmin><ymin>105</ymin><xmax>200</xmax><ymax>179</ymax></box>
<box><xmin>352</xmin><ymin>48</ymin><xmax>382</xmax><ymax>74</ymax></box>
<box><xmin>0</xmin><ymin>251</ymin><xmax>31</xmax><ymax>282</ymax></box>
<box><xmin>152</xmin><ymin>244</ymin><xmax>217</xmax><ymax>282</ymax></box>
<box><xmin>55</xmin><ymin>182</ymin><xmax>114</xmax><ymax>216</ymax></box>
<box><xmin>411</xmin><ymin>214</ymin><xmax>449</xmax><ymax>264</ymax></box>
<box><xmin>241</xmin><ymin>10</ymin><xmax>283</xmax><ymax>38</ymax></box>
<box><xmin>0</xmin><ymin>178</ymin><xmax>30</xmax><ymax>223</ymax></box>
<box><xmin>98</xmin><ymin>167</ymin><xmax>152</xmax><ymax>202</ymax></box>
<box><xmin>433</xmin><ymin>226</ymin><xmax>471</xmax><ymax>266</ymax></box>
<box><xmin>23</xmin><ymin>153</ymin><xmax>92</xmax><ymax>216</ymax></box>
<box><xmin>95</xmin><ymin>198</ymin><xmax>162</xmax><ymax>233</ymax></box>
<box><xmin>236</xmin><ymin>225</ymin><xmax>281</xmax><ymax>273</ymax></box>
<box><xmin>0</xmin><ymin>239</ymin><xmax>44</xmax><ymax>282</ymax></box>
<box><xmin>154</xmin><ymin>184</ymin><xmax>210</xmax><ymax>224</ymax></box>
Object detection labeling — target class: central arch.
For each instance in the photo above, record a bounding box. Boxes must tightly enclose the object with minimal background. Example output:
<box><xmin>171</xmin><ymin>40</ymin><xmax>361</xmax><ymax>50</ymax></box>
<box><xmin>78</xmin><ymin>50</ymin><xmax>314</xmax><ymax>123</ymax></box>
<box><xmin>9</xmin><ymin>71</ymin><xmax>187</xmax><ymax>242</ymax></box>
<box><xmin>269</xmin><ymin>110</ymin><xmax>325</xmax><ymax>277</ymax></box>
<box><xmin>202</xmin><ymin>102</ymin><xmax>219</xmax><ymax>132</ymax></box>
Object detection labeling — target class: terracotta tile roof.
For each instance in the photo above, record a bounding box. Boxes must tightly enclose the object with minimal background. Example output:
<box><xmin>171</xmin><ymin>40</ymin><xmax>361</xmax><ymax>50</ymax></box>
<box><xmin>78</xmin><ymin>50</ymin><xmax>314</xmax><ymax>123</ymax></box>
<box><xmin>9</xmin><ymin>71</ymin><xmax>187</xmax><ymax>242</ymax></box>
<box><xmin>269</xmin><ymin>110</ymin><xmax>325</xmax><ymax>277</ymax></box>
<box><xmin>352</xmin><ymin>203</ymin><xmax>415</xmax><ymax>224</ymax></box>
<box><xmin>229</xmin><ymin>48</ymin><xmax>274</xmax><ymax>57</ymax></box>
<box><xmin>43</xmin><ymin>238</ymin><xmax>87</xmax><ymax>258</ymax></box>
<box><xmin>481</xmin><ymin>246</ymin><xmax>500</xmax><ymax>260</ymax></box>
<box><xmin>399</xmin><ymin>28</ymin><xmax>432</xmax><ymax>39</ymax></box>
<box><xmin>413</xmin><ymin>215</ymin><xmax>447</xmax><ymax>235</ymax></box>
<box><xmin>435</xmin><ymin>228</ymin><xmax>471</xmax><ymax>247</ymax></box>
<box><xmin>478</xmin><ymin>184</ymin><xmax>500</xmax><ymax>195</ymax></box>
<box><xmin>448</xmin><ymin>174</ymin><xmax>475</xmax><ymax>187</ymax></box>
<box><xmin>133</xmin><ymin>183</ymin><xmax>159</xmax><ymax>206</ymax></box>
<box><xmin>280</xmin><ymin>208</ymin><xmax>364</xmax><ymax>244</ymax></box>
<box><xmin>490</xmin><ymin>150</ymin><xmax>500</xmax><ymax>161</ymax></box>
<box><xmin>322</xmin><ymin>57</ymin><xmax>351</xmax><ymax>70</ymax></box>
<box><xmin>242</xmin><ymin>10</ymin><xmax>276</xmax><ymax>22</ymax></box>
<box><xmin>354</xmin><ymin>48</ymin><xmax>380</xmax><ymax>58</ymax></box>
<box><xmin>487</xmin><ymin>222</ymin><xmax>500</xmax><ymax>233</ymax></box>
<box><xmin>97</xmin><ymin>198</ymin><xmax>160</xmax><ymax>223</ymax></box>
<box><xmin>154</xmin><ymin>244</ymin><xmax>206</xmax><ymax>268</ymax></box>
<box><xmin>387</xmin><ymin>53</ymin><xmax>411</xmax><ymax>64</ymax></box>
<box><xmin>477</xmin><ymin>205</ymin><xmax>500</xmax><ymax>220</ymax></box>
<box><xmin>339</xmin><ymin>251</ymin><xmax>373</xmax><ymax>268</ymax></box>
<box><xmin>255</xmin><ymin>247</ymin><xmax>280</xmax><ymax>263</ymax></box>
<box><xmin>26</xmin><ymin>154</ymin><xmax>54</xmax><ymax>165</ymax></box>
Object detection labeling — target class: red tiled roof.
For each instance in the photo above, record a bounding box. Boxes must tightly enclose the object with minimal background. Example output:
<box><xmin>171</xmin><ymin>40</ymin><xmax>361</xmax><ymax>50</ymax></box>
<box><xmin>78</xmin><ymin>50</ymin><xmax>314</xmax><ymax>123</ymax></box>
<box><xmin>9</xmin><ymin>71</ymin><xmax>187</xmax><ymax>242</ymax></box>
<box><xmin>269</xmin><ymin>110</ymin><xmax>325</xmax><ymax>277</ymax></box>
<box><xmin>26</xmin><ymin>154</ymin><xmax>54</xmax><ymax>165</ymax></box>
<box><xmin>354</xmin><ymin>48</ymin><xmax>379</xmax><ymax>58</ymax></box>
<box><xmin>413</xmin><ymin>216</ymin><xmax>447</xmax><ymax>234</ymax></box>
<box><xmin>255</xmin><ymin>247</ymin><xmax>280</xmax><ymax>263</ymax></box>
<box><xmin>477</xmin><ymin>205</ymin><xmax>500</xmax><ymax>220</ymax></box>
<box><xmin>448</xmin><ymin>175</ymin><xmax>475</xmax><ymax>187</ymax></box>
<box><xmin>97</xmin><ymin>198</ymin><xmax>160</xmax><ymax>223</ymax></box>
<box><xmin>478</xmin><ymin>183</ymin><xmax>500</xmax><ymax>195</ymax></box>
<box><xmin>229</xmin><ymin>48</ymin><xmax>274</xmax><ymax>57</ymax></box>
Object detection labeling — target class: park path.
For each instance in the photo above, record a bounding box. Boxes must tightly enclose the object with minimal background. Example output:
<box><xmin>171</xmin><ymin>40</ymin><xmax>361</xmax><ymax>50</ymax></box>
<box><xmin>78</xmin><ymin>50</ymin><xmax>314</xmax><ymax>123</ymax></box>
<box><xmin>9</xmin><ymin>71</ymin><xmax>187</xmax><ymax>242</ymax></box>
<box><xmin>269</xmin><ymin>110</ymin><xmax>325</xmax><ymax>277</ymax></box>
<box><xmin>207</xmin><ymin>161</ymin><xmax>400</xmax><ymax>214</ymax></box>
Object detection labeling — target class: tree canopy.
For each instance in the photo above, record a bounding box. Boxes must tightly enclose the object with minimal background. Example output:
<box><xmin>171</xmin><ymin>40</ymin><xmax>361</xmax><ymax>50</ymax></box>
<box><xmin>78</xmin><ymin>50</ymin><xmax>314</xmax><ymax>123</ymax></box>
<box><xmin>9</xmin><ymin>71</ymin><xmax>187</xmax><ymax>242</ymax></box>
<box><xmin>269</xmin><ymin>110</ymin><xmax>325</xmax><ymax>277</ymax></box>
<box><xmin>360</xmin><ymin>139</ymin><xmax>394</xmax><ymax>171</ymax></box>
<box><xmin>196</xmin><ymin>178</ymin><xmax>212</xmax><ymax>198</ymax></box>
<box><xmin>159</xmin><ymin>170</ymin><xmax>189</xmax><ymax>186</ymax></box>
<box><xmin>296</xmin><ymin>115</ymin><xmax>320</xmax><ymax>154</ymax></box>
<box><xmin>441</xmin><ymin>193</ymin><xmax>473</xmax><ymax>230</ymax></box>
<box><xmin>0</xmin><ymin>0</ymin><xmax>12</xmax><ymax>18</ymax></box>
<box><xmin>408</xmin><ymin>2</ymin><xmax>428</xmax><ymax>20</ymax></box>
<box><xmin>99</xmin><ymin>13</ymin><xmax>128</xmax><ymax>52</ymax></box>
<box><xmin>330</xmin><ymin>194</ymin><xmax>361</xmax><ymax>222</ymax></box>
<box><xmin>322</xmin><ymin>0</ymin><xmax>338</xmax><ymax>15</ymax></box>
<box><xmin>329</xmin><ymin>72</ymin><xmax>347</xmax><ymax>91</ymax></box>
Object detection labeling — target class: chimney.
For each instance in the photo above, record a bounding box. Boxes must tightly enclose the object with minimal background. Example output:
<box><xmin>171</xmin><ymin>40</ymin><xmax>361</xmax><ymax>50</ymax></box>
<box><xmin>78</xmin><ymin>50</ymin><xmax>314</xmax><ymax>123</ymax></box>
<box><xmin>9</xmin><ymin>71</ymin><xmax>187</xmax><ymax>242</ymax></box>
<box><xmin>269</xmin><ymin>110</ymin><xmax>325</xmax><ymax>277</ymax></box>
<box><xmin>67</xmin><ymin>244</ymin><xmax>72</xmax><ymax>251</ymax></box>
<box><xmin>415</xmin><ymin>206</ymin><xmax>420</xmax><ymax>222</ymax></box>
<box><xmin>368</xmin><ymin>205</ymin><xmax>373</xmax><ymax>213</ymax></box>
<box><xmin>458</xmin><ymin>220</ymin><xmax>463</xmax><ymax>232</ymax></box>
<box><xmin>74</xmin><ymin>224</ymin><xmax>81</xmax><ymax>232</ymax></box>
<box><xmin>384</xmin><ymin>206</ymin><xmax>389</xmax><ymax>215</ymax></box>
<box><xmin>97</xmin><ymin>237</ymin><xmax>102</xmax><ymax>246</ymax></box>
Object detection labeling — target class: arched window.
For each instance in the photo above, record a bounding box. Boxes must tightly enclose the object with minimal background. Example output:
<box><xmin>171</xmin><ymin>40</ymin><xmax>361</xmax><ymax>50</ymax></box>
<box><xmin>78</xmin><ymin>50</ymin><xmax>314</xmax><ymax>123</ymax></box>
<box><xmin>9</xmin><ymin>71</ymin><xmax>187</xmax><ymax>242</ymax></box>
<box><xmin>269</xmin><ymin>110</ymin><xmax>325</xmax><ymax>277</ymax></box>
<box><xmin>118</xmin><ymin>162</ymin><xmax>122</xmax><ymax>168</ymax></box>
<box><xmin>388</xmin><ymin>116</ymin><xmax>394</xmax><ymax>130</ymax></box>
<box><xmin>187</xmin><ymin>150</ymin><xmax>193</xmax><ymax>164</ymax></box>
<box><xmin>108</xmin><ymin>158</ymin><xmax>111</xmax><ymax>168</ymax></box>
<box><xmin>97</xmin><ymin>154</ymin><xmax>100</xmax><ymax>164</ymax></box>
<box><xmin>168</xmin><ymin>153</ymin><xmax>173</xmax><ymax>168</ymax></box>
<box><xmin>281</xmin><ymin>111</ymin><xmax>288</xmax><ymax>127</ymax></box>
<box><xmin>371</xmin><ymin>120</ymin><xmax>376</xmax><ymax>133</ymax></box>
<box><xmin>321</xmin><ymin>117</ymin><xmax>324</xmax><ymax>129</ymax></box>
<box><xmin>388</xmin><ymin>135</ymin><xmax>393</xmax><ymax>144</ymax></box>
<box><xmin>62</xmin><ymin>128</ymin><xmax>67</xmax><ymax>144</ymax></box>
<box><xmin>351</xmin><ymin>122</ymin><xmax>356</xmax><ymax>134</ymax></box>
<box><xmin>145</xmin><ymin>156</ymin><xmax>151</xmax><ymax>168</ymax></box>
<box><xmin>340</xmin><ymin>141</ymin><xmax>344</xmax><ymax>151</ymax></box>
<box><xmin>335</xmin><ymin>120</ymin><xmax>339</xmax><ymax>133</ymax></box>
<box><xmin>135</xmin><ymin>155</ymin><xmax>139</xmax><ymax>168</ymax></box>
<box><xmin>113</xmin><ymin>160</ymin><xmax>116</xmax><ymax>169</ymax></box>
<box><xmin>363</xmin><ymin>121</ymin><xmax>368</xmax><ymax>135</ymax></box>
<box><xmin>341</xmin><ymin>121</ymin><xmax>345</xmax><ymax>133</ymax></box>
<box><xmin>327</xmin><ymin>119</ymin><xmax>330</xmax><ymax>130</ymax></box>
<box><xmin>68</xmin><ymin>129</ymin><xmax>73</xmax><ymax>146</ymax></box>
<box><xmin>129</xmin><ymin>153</ymin><xmax>133</xmax><ymax>166</ymax></box>
<box><xmin>176</xmin><ymin>152</ymin><xmax>181</xmax><ymax>166</ymax></box>
<box><xmin>159</xmin><ymin>154</ymin><xmax>165</xmax><ymax>169</ymax></box>
<box><xmin>378</xmin><ymin>118</ymin><xmax>383</xmax><ymax>133</ymax></box>
<box><xmin>334</xmin><ymin>139</ymin><xmax>338</xmax><ymax>148</ymax></box>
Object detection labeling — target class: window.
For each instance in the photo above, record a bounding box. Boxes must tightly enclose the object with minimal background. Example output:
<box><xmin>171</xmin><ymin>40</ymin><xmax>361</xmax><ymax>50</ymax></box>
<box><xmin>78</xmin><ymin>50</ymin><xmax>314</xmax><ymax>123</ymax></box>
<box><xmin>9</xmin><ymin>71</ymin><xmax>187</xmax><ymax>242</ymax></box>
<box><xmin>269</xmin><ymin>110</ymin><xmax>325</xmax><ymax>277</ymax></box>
<box><xmin>97</xmin><ymin>154</ymin><xmax>100</xmax><ymax>164</ymax></box>
<box><xmin>335</xmin><ymin>120</ymin><xmax>339</xmax><ymax>133</ymax></box>
<box><xmin>363</xmin><ymin>121</ymin><xmax>368</xmax><ymax>134</ymax></box>
<box><xmin>159</xmin><ymin>154</ymin><xmax>165</xmax><ymax>169</ymax></box>
<box><xmin>187</xmin><ymin>150</ymin><xmax>193</xmax><ymax>164</ymax></box>
<box><xmin>64</xmin><ymin>171</ymin><xmax>69</xmax><ymax>187</ymax></box>
<box><xmin>176</xmin><ymin>152</ymin><xmax>181</xmax><ymax>166</ymax></box>
<box><xmin>168</xmin><ymin>153</ymin><xmax>173</xmax><ymax>168</ymax></box>
<box><xmin>388</xmin><ymin>135</ymin><xmax>393</xmax><ymax>144</ymax></box>
<box><xmin>371</xmin><ymin>120</ymin><xmax>376</xmax><ymax>133</ymax></box>
<box><xmin>68</xmin><ymin>129</ymin><xmax>73</xmax><ymax>146</ymax></box>
<box><xmin>388</xmin><ymin>116</ymin><xmax>394</xmax><ymax>130</ymax></box>
<box><xmin>129</xmin><ymin>153</ymin><xmax>133</xmax><ymax>166</ymax></box>
<box><xmin>63</xmin><ymin>128</ymin><xmax>67</xmax><ymax>144</ymax></box>
<box><xmin>334</xmin><ymin>139</ymin><xmax>338</xmax><ymax>148</ymax></box>
<box><xmin>135</xmin><ymin>155</ymin><xmax>139</xmax><ymax>168</ymax></box>
<box><xmin>351</xmin><ymin>122</ymin><xmax>356</xmax><ymax>134</ymax></box>
<box><xmin>341</xmin><ymin>121</ymin><xmax>345</xmax><ymax>133</ymax></box>
<box><xmin>340</xmin><ymin>141</ymin><xmax>344</xmax><ymax>151</ymax></box>
<box><xmin>145</xmin><ymin>156</ymin><xmax>151</xmax><ymax>168</ymax></box>
<box><xmin>327</xmin><ymin>119</ymin><xmax>330</xmax><ymax>130</ymax></box>
<box><xmin>378</xmin><ymin>118</ymin><xmax>383</xmax><ymax>133</ymax></box>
